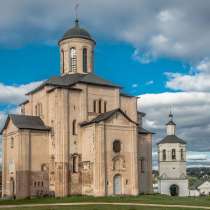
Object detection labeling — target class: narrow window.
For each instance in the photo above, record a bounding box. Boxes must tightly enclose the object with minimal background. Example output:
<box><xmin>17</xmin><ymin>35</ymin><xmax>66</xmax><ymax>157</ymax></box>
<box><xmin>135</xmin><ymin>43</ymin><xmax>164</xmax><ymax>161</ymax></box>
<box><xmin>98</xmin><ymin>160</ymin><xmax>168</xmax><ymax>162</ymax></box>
<box><xmin>73</xmin><ymin>155</ymin><xmax>78</xmax><ymax>173</ymax></box>
<box><xmin>140</xmin><ymin>158</ymin><xmax>145</xmax><ymax>173</ymax></box>
<box><xmin>172</xmin><ymin>149</ymin><xmax>176</xmax><ymax>160</ymax></box>
<box><xmin>10</xmin><ymin>137</ymin><xmax>14</xmax><ymax>149</ymax></box>
<box><xmin>104</xmin><ymin>101</ymin><xmax>107</xmax><ymax>112</ymax></box>
<box><xmin>35</xmin><ymin>105</ymin><xmax>38</xmax><ymax>116</ymax></box>
<box><xmin>162</xmin><ymin>149</ymin><xmax>166</xmax><ymax>161</ymax></box>
<box><xmin>72</xmin><ymin>120</ymin><xmax>77</xmax><ymax>135</ymax></box>
<box><xmin>61</xmin><ymin>49</ymin><xmax>65</xmax><ymax>73</ymax></box>
<box><xmin>70</xmin><ymin>47</ymin><xmax>77</xmax><ymax>72</ymax></box>
<box><xmin>93</xmin><ymin>100</ymin><xmax>97</xmax><ymax>113</ymax></box>
<box><xmin>41</xmin><ymin>181</ymin><xmax>43</xmax><ymax>187</ymax></box>
<box><xmin>181</xmin><ymin>149</ymin><xmax>184</xmax><ymax>160</ymax></box>
<box><xmin>99</xmin><ymin>99</ymin><xmax>102</xmax><ymax>114</ymax></box>
<box><xmin>83</xmin><ymin>48</ymin><xmax>88</xmax><ymax>73</ymax></box>
<box><xmin>34</xmin><ymin>182</ymin><xmax>36</xmax><ymax>187</ymax></box>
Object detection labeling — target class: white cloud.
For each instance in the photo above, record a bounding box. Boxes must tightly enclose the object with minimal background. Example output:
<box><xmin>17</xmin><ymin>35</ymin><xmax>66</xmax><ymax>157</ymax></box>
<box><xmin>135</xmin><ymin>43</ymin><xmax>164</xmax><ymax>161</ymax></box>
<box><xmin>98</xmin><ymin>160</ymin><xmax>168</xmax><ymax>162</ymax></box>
<box><xmin>0</xmin><ymin>1</ymin><xmax>210</xmax><ymax>64</ymax></box>
<box><xmin>138</xmin><ymin>91</ymin><xmax>210</xmax><ymax>152</ymax></box>
<box><xmin>166</xmin><ymin>58</ymin><xmax>210</xmax><ymax>92</ymax></box>
<box><xmin>146</xmin><ymin>80</ymin><xmax>154</xmax><ymax>85</ymax></box>
<box><xmin>0</xmin><ymin>81</ymin><xmax>42</xmax><ymax>104</ymax></box>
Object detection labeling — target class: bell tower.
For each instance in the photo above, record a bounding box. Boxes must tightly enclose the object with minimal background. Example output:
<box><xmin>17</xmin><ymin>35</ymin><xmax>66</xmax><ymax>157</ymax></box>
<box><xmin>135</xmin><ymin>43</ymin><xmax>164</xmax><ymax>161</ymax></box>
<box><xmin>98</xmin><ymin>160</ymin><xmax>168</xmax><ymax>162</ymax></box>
<box><xmin>58</xmin><ymin>19</ymin><xmax>96</xmax><ymax>75</ymax></box>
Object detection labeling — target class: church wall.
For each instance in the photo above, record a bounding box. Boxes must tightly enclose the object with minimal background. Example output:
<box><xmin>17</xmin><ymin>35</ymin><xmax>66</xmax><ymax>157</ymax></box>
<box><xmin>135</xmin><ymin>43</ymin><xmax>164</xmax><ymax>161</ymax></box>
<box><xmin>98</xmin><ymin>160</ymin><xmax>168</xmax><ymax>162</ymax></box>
<box><xmin>86</xmin><ymin>85</ymin><xmax>120</xmax><ymax>120</ymax></box>
<box><xmin>138</xmin><ymin>133</ymin><xmax>153</xmax><ymax>194</ymax></box>
<box><xmin>120</xmin><ymin>96</ymin><xmax>138</xmax><ymax>122</ymax></box>
<box><xmin>159</xmin><ymin>143</ymin><xmax>187</xmax><ymax>179</ymax></box>
<box><xmin>158</xmin><ymin>179</ymin><xmax>189</xmax><ymax>196</ymax></box>
<box><xmin>104</xmin><ymin>123</ymin><xmax>138</xmax><ymax>195</ymax></box>
<box><xmin>2</xmin><ymin>120</ymin><xmax>19</xmax><ymax>198</ymax></box>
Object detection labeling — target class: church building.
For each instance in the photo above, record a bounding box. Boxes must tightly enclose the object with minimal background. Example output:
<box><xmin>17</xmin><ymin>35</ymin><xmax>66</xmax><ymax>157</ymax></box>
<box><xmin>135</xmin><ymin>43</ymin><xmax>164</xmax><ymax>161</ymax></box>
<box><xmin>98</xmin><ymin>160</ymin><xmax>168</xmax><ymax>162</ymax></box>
<box><xmin>157</xmin><ymin>113</ymin><xmax>189</xmax><ymax>196</ymax></box>
<box><xmin>1</xmin><ymin>19</ymin><xmax>153</xmax><ymax>199</ymax></box>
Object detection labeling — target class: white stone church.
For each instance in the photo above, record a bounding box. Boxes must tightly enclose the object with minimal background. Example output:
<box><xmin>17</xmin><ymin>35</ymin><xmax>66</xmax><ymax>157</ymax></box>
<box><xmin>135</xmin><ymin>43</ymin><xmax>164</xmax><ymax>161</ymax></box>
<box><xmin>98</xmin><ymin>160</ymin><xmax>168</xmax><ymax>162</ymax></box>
<box><xmin>158</xmin><ymin>113</ymin><xmax>189</xmax><ymax>196</ymax></box>
<box><xmin>1</xmin><ymin>19</ymin><xmax>153</xmax><ymax>199</ymax></box>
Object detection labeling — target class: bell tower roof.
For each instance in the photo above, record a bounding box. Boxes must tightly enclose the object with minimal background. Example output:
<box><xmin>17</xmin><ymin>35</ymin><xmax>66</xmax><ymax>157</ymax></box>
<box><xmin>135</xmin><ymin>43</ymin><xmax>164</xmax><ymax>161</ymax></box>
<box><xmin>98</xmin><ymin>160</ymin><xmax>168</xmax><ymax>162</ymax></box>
<box><xmin>58</xmin><ymin>19</ymin><xmax>95</xmax><ymax>44</ymax></box>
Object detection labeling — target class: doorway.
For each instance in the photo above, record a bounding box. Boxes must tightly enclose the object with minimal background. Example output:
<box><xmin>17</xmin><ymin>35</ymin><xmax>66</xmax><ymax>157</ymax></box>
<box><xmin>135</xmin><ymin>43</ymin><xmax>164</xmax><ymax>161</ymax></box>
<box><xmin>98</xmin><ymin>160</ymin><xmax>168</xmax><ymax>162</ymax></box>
<box><xmin>170</xmin><ymin>184</ymin><xmax>179</xmax><ymax>196</ymax></box>
<box><xmin>113</xmin><ymin>174</ymin><xmax>122</xmax><ymax>195</ymax></box>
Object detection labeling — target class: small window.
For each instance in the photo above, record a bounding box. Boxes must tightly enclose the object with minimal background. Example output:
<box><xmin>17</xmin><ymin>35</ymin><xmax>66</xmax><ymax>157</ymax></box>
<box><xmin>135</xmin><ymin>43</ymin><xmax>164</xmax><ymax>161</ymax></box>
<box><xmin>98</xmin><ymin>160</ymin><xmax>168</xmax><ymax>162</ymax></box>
<box><xmin>113</xmin><ymin>140</ymin><xmax>121</xmax><ymax>153</ymax></box>
<box><xmin>83</xmin><ymin>48</ymin><xmax>88</xmax><ymax>73</ymax></box>
<box><xmin>162</xmin><ymin>149</ymin><xmax>166</xmax><ymax>161</ymax></box>
<box><xmin>10</xmin><ymin>137</ymin><xmax>14</xmax><ymax>149</ymax></box>
<box><xmin>140</xmin><ymin>158</ymin><xmax>145</xmax><ymax>173</ymax></box>
<box><xmin>72</xmin><ymin>155</ymin><xmax>79</xmax><ymax>173</ymax></box>
<box><xmin>72</xmin><ymin>120</ymin><xmax>77</xmax><ymax>135</ymax></box>
<box><xmin>70</xmin><ymin>47</ymin><xmax>77</xmax><ymax>72</ymax></box>
<box><xmin>181</xmin><ymin>149</ymin><xmax>184</xmax><ymax>160</ymax></box>
<box><xmin>172</xmin><ymin>149</ymin><xmax>176</xmax><ymax>160</ymax></box>
<box><xmin>61</xmin><ymin>49</ymin><xmax>65</xmax><ymax>73</ymax></box>
<box><xmin>99</xmin><ymin>99</ymin><xmax>102</xmax><ymax>113</ymax></box>
<box><xmin>104</xmin><ymin>101</ymin><xmax>107</xmax><ymax>112</ymax></box>
<box><xmin>34</xmin><ymin>182</ymin><xmax>36</xmax><ymax>187</ymax></box>
<box><xmin>93</xmin><ymin>100</ymin><xmax>97</xmax><ymax>113</ymax></box>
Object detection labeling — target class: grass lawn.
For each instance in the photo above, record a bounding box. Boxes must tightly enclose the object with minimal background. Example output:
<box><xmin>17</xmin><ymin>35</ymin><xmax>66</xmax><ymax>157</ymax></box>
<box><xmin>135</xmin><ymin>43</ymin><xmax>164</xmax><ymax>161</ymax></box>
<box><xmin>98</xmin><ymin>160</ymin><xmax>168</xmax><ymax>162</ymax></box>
<box><xmin>0</xmin><ymin>195</ymin><xmax>209</xmax><ymax>206</ymax></box>
<box><xmin>0</xmin><ymin>195</ymin><xmax>209</xmax><ymax>210</ymax></box>
<box><xmin>3</xmin><ymin>206</ymin><xmax>209</xmax><ymax>210</ymax></box>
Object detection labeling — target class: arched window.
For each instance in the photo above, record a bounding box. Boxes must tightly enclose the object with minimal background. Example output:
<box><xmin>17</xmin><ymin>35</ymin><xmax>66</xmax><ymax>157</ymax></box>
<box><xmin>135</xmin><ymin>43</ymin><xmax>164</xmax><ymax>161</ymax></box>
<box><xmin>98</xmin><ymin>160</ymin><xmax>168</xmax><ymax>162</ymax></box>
<box><xmin>83</xmin><ymin>48</ymin><xmax>87</xmax><ymax>73</ymax></box>
<box><xmin>113</xmin><ymin>140</ymin><xmax>121</xmax><ymax>153</ymax></box>
<box><xmin>181</xmin><ymin>149</ymin><xmax>184</xmax><ymax>160</ymax></box>
<box><xmin>70</xmin><ymin>47</ymin><xmax>77</xmax><ymax>72</ymax></box>
<box><xmin>72</xmin><ymin>155</ymin><xmax>79</xmax><ymax>173</ymax></box>
<box><xmin>72</xmin><ymin>120</ymin><xmax>77</xmax><ymax>135</ymax></box>
<box><xmin>99</xmin><ymin>99</ymin><xmax>102</xmax><ymax>113</ymax></box>
<box><xmin>162</xmin><ymin>149</ymin><xmax>166</xmax><ymax>161</ymax></box>
<box><xmin>104</xmin><ymin>101</ymin><xmax>107</xmax><ymax>112</ymax></box>
<box><xmin>172</xmin><ymin>149</ymin><xmax>176</xmax><ymax>160</ymax></box>
<box><xmin>61</xmin><ymin>49</ymin><xmax>65</xmax><ymax>73</ymax></box>
<box><xmin>93</xmin><ymin>100</ymin><xmax>97</xmax><ymax>113</ymax></box>
<box><xmin>10</xmin><ymin>137</ymin><xmax>14</xmax><ymax>149</ymax></box>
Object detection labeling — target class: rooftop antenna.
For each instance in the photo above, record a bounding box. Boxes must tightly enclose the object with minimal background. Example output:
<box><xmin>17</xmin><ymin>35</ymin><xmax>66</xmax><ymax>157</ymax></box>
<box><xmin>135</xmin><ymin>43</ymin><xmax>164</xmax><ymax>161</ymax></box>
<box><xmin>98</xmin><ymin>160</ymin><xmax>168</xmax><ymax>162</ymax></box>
<box><xmin>75</xmin><ymin>0</ymin><xmax>80</xmax><ymax>21</ymax></box>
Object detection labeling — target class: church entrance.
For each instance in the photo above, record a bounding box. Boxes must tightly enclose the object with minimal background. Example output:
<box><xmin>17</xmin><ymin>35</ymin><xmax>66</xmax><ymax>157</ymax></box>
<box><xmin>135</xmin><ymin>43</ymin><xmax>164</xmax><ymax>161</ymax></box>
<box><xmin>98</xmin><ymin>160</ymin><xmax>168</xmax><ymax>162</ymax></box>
<box><xmin>113</xmin><ymin>174</ymin><xmax>122</xmax><ymax>195</ymax></box>
<box><xmin>170</xmin><ymin>184</ymin><xmax>179</xmax><ymax>196</ymax></box>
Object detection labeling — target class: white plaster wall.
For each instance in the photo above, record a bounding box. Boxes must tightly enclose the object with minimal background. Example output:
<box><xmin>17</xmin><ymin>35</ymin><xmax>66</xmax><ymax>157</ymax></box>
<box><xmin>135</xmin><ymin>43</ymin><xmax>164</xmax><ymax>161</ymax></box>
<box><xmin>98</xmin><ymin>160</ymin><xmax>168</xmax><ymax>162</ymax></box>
<box><xmin>158</xmin><ymin>179</ymin><xmax>189</xmax><ymax>196</ymax></box>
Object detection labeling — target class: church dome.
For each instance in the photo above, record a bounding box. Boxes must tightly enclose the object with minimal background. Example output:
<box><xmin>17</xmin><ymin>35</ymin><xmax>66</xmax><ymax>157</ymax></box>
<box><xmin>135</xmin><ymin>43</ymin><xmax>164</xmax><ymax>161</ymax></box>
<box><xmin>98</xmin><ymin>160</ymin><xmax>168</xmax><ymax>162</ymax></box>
<box><xmin>59</xmin><ymin>19</ymin><xmax>95</xmax><ymax>44</ymax></box>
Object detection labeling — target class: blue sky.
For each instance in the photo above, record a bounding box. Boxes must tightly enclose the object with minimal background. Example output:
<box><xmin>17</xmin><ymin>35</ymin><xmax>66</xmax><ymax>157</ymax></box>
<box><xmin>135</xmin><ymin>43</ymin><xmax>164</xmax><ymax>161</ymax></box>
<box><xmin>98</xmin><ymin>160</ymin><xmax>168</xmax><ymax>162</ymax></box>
<box><xmin>0</xmin><ymin>0</ymin><xmax>210</xmax><ymax>167</ymax></box>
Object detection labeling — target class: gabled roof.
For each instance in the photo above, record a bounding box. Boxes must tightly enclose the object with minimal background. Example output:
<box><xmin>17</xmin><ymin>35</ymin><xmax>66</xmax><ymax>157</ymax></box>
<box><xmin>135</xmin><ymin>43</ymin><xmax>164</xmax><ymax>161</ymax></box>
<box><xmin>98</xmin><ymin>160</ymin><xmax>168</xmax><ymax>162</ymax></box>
<box><xmin>80</xmin><ymin>108</ymin><xmax>137</xmax><ymax>127</ymax></box>
<box><xmin>138</xmin><ymin>127</ymin><xmax>154</xmax><ymax>135</ymax></box>
<box><xmin>157</xmin><ymin>135</ymin><xmax>186</xmax><ymax>145</ymax></box>
<box><xmin>0</xmin><ymin>114</ymin><xmax>50</xmax><ymax>134</ymax></box>
<box><xmin>27</xmin><ymin>73</ymin><xmax>121</xmax><ymax>95</ymax></box>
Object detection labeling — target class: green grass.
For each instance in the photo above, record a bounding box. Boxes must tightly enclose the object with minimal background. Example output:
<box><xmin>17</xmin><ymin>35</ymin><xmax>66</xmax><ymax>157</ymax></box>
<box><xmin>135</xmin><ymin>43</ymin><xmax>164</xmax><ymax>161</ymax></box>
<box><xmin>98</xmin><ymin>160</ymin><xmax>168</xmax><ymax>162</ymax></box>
<box><xmin>3</xmin><ymin>205</ymin><xmax>208</xmax><ymax>210</ymax></box>
<box><xmin>0</xmin><ymin>195</ymin><xmax>210</xmax><ymax>210</ymax></box>
<box><xmin>0</xmin><ymin>195</ymin><xmax>209</xmax><ymax>206</ymax></box>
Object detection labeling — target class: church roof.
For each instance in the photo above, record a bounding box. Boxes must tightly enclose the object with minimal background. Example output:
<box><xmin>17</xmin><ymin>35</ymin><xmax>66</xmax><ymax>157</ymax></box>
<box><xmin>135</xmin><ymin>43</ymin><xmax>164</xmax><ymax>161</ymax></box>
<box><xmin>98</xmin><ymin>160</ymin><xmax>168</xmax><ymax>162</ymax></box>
<box><xmin>166</xmin><ymin>120</ymin><xmax>176</xmax><ymax>125</ymax></box>
<box><xmin>138</xmin><ymin>127</ymin><xmax>154</xmax><ymax>134</ymax></box>
<box><xmin>27</xmin><ymin>73</ymin><xmax>121</xmax><ymax>95</ymax></box>
<box><xmin>59</xmin><ymin>19</ymin><xmax>95</xmax><ymax>44</ymax></box>
<box><xmin>157</xmin><ymin>135</ymin><xmax>186</xmax><ymax>145</ymax></box>
<box><xmin>0</xmin><ymin>114</ymin><xmax>50</xmax><ymax>134</ymax></box>
<box><xmin>80</xmin><ymin>108</ymin><xmax>137</xmax><ymax>127</ymax></box>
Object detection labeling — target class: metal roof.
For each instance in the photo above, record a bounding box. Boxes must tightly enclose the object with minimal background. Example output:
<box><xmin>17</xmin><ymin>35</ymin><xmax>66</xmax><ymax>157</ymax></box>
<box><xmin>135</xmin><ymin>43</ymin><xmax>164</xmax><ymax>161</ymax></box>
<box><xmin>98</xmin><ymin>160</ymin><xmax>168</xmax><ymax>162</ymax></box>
<box><xmin>157</xmin><ymin>135</ymin><xmax>186</xmax><ymax>145</ymax></box>
<box><xmin>0</xmin><ymin>114</ymin><xmax>50</xmax><ymax>134</ymax></box>
<box><xmin>59</xmin><ymin>19</ymin><xmax>95</xmax><ymax>44</ymax></box>
<box><xmin>27</xmin><ymin>73</ymin><xmax>121</xmax><ymax>95</ymax></box>
<box><xmin>80</xmin><ymin>108</ymin><xmax>137</xmax><ymax>127</ymax></box>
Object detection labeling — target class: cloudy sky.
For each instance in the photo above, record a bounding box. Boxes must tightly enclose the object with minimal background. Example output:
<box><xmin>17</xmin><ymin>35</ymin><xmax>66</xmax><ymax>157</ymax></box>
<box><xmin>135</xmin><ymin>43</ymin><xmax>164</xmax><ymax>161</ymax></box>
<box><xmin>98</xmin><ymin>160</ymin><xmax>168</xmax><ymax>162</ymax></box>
<box><xmin>0</xmin><ymin>0</ymin><xmax>210</xmax><ymax>168</ymax></box>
